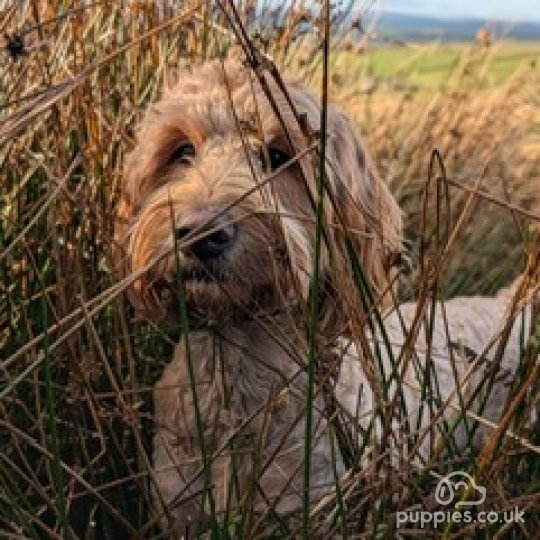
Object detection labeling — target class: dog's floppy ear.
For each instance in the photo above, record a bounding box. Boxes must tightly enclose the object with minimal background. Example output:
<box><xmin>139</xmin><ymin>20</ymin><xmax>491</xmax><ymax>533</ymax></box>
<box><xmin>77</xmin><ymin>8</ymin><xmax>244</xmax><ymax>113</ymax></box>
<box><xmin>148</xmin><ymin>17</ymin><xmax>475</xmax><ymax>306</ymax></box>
<box><xmin>321</xmin><ymin>106</ymin><xmax>402</xmax><ymax>331</ymax></box>
<box><xmin>114</xmin><ymin>147</ymin><xmax>170</xmax><ymax>321</ymax></box>
<box><xmin>115</xmin><ymin>134</ymin><xmax>178</xmax><ymax>322</ymax></box>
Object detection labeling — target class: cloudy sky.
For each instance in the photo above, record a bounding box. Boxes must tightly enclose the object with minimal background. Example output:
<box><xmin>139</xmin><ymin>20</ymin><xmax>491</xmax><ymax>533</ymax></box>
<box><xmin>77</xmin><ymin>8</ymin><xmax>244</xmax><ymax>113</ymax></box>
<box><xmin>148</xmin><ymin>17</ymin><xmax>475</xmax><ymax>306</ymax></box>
<box><xmin>382</xmin><ymin>0</ymin><xmax>538</xmax><ymax>21</ymax></box>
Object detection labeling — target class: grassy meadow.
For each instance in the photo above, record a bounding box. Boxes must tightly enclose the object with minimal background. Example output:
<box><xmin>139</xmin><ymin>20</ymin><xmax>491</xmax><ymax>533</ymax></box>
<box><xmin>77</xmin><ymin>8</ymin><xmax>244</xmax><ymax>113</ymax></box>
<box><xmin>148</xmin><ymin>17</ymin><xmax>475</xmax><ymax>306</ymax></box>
<box><xmin>1</xmin><ymin>1</ymin><xmax>539</xmax><ymax>538</ymax></box>
<box><xmin>327</xmin><ymin>41</ymin><xmax>540</xmax><ymax>297</ymax></box>
<box><xmin>332</xmin><ymin>42</ymin><xmax>540</xmax><ymax>87</ymax></box>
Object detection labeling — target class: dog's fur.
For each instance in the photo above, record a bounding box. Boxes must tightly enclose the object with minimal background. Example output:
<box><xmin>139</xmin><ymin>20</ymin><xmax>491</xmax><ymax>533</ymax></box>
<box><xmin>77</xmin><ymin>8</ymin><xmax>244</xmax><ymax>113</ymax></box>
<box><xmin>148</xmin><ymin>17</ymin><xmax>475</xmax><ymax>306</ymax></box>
<box><xmin>116</xmin><ymin>60</ymin><xmax>532</xmax><ymax>534</ymax></box>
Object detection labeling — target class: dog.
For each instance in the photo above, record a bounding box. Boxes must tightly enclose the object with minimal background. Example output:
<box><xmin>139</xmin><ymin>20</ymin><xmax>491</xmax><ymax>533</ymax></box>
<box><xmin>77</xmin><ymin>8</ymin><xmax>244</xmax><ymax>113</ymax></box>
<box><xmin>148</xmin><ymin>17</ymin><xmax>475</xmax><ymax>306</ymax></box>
<box><xmin>116</xmin><ymin>60</ymin><xmax>536</xmax><ymax>535</ymax></box>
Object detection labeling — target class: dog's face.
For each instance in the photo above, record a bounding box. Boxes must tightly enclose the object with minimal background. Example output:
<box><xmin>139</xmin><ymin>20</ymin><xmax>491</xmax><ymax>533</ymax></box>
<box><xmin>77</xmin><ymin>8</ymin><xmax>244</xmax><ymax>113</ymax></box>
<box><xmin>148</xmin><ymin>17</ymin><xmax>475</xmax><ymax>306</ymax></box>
<box><xmin>116</xmin><ymin>60</ymin><xmax>401</xmax><ymax>327</ymax></box>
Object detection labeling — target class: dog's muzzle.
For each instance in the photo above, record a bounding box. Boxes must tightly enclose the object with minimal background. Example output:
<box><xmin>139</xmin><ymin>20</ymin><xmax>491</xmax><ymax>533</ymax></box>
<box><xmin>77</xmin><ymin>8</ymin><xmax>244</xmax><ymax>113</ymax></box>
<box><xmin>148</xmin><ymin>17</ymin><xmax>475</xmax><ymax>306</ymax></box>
<box><xmin>176</xmin><ymin>214</ymin><xmax>237</xmax><ymax>264</ymax></box>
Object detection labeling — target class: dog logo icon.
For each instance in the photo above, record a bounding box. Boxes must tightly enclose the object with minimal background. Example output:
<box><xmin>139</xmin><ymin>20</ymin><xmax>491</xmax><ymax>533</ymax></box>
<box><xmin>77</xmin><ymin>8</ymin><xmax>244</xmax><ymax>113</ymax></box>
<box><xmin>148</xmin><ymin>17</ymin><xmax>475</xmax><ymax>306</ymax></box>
<box><xmin>435</xmin><ymin>471</ymin><xmax>486</xmax><ymax>507</ymax></box>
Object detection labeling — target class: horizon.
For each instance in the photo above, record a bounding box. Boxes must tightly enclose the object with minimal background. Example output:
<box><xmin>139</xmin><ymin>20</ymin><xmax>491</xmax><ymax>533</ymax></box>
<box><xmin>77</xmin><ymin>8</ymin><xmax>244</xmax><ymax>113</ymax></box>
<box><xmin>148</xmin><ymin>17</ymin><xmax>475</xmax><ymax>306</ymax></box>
<box><xmin>379</xmin><ymin>0</ymin><xmax>539</xmax><ymax>23</ymax></box>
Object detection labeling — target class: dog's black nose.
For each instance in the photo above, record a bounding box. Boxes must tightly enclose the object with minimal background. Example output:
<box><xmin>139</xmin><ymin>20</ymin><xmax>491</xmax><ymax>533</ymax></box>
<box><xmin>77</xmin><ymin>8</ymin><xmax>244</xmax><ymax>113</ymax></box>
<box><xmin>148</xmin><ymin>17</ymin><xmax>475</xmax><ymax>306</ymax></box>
<box><xmin>176</xmin><ymin>222</ymin><xmax>237</xmax><ymax>262</ymax></box>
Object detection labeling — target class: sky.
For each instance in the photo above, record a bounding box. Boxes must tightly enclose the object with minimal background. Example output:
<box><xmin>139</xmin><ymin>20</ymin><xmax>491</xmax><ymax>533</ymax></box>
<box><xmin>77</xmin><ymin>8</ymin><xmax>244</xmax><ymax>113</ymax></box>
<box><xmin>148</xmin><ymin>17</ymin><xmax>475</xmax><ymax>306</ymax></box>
<box><xmin>381</xmin><ymin>0</ymin><xmax>539</xmax><ymax>21</ymax></box>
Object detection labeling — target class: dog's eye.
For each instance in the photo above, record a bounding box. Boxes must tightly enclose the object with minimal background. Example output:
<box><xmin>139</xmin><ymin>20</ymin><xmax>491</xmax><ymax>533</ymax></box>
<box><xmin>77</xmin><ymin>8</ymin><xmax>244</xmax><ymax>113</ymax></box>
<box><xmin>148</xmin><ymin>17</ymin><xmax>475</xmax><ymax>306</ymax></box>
<box><xmin>260</xmin><ymin>146</ymin><xmax>292</xmax><ymax>172</ymax></box>
<box><xmin>170</xmin><ymin>142</ymin><xmax>196</xmax><ymax>165</ymax></box>
<box><xmin>269</xmin><ymin>147</ymin><xmax>292</xmax><ymax>170</ymax></box>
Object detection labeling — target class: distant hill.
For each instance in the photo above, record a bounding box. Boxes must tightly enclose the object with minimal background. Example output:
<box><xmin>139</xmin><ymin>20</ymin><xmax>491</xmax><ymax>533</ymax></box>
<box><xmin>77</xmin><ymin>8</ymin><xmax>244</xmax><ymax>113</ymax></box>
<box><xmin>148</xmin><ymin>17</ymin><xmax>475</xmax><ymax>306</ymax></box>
<box><xmin>367</xmin><ymin>12</ymin><xmax>540</xmax><ymax>42</ymax></box>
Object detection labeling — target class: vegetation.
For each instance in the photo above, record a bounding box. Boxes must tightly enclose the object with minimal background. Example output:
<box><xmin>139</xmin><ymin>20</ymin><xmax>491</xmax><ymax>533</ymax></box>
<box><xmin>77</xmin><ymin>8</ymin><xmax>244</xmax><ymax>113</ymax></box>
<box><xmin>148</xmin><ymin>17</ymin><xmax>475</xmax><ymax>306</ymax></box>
<box><xmin>322</xmin><ymin>43</ymin><xmax>540</xmax><ymax>297</ymax></box>
<box><xmin>331</xmin><ymin>43</ymin><xmax>540</xmax><ymax>88</ymax></box>
<box><xmin>0</xmin><ymin>1</ymin><xmax>539</xmax><ymax>538</ymax></box>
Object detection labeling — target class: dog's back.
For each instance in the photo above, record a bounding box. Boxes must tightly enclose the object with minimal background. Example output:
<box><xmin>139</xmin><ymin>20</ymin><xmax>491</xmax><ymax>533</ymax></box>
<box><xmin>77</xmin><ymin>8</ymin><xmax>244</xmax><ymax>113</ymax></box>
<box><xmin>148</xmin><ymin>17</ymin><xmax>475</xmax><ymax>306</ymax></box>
<box><xmin>337</xmin><ymin>288</ymin><xmax>534</xmax><ymax>463</ymax></box>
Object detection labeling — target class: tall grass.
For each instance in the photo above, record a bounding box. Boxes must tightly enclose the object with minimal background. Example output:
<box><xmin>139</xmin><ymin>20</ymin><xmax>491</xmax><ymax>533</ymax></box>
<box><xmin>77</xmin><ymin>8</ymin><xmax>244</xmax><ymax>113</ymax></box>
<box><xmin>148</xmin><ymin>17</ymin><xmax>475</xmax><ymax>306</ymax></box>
<box><xmin>331</xmin><ymin>43</ymin><xmax>540</xmax><ymax>297</ymax></box>
<box><xmin>1</xmin><ymin>1</ymin><xmax>539</xmax><ymax>538</ymax></box>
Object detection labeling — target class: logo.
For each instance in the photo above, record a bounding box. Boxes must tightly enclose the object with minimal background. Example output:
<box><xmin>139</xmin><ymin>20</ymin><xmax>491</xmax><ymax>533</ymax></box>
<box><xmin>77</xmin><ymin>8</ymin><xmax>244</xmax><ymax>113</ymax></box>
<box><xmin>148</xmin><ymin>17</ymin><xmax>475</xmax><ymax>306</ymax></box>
<box><xmin>434</xmin><ymin>471</ymin><xmax>486</xmax><ymax>507</ymax></box>
<box><xmin>396</xmin><ymin>469</ymin><xmax>526</xmax><ymax>529</ymax></box>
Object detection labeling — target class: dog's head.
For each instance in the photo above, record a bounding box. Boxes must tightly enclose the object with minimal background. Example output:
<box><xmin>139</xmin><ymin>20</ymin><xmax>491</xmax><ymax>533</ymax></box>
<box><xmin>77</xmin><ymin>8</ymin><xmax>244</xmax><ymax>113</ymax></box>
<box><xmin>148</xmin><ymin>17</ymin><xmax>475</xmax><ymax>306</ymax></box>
<box><xmin>116</xmin><ymin>60</ymin><xmax>401</xmax><ymax>330</ymax></box>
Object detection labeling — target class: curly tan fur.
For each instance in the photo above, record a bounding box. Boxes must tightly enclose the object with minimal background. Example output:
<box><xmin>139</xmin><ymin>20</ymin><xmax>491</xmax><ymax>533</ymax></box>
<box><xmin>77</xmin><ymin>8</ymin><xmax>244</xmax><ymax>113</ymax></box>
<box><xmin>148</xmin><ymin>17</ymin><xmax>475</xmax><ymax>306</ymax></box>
<box><xmin>117</xmin><ymin>60</ymin><xmax>401</xmax><ymax>326</ymax></box>
<box><xmin>116</xmin><ymin>60</ymin><xmax>532</xmax><ymax>536</ymax></box>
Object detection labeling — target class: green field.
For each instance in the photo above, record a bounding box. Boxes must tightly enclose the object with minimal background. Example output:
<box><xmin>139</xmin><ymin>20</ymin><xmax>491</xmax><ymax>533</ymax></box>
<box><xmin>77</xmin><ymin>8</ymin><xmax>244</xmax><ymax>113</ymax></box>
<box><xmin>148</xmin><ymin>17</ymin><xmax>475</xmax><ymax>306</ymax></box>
<box><xmin>330</xmin><ymin>42</ymin><xmax>540</xmax><ymax>88</ymax></box>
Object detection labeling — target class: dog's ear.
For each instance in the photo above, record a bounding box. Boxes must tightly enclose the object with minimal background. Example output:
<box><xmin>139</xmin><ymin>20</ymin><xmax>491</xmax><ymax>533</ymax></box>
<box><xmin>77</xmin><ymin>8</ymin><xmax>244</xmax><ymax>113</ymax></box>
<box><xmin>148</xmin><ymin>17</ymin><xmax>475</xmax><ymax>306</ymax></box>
<box><xmin>113</xmin><ymin>149</ymin><xmax>142</xmax><ymax>309</ymax></box>
<box><xmin>320</xmin><ymin>106</ymin><xmax>402</xmax><ymax>332</ymax></box>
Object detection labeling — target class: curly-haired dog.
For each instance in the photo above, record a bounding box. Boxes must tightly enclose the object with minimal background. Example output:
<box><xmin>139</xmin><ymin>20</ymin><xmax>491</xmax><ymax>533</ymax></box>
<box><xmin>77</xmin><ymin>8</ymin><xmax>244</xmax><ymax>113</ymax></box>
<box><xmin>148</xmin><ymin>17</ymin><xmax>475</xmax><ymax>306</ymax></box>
<box><xmin>116</xmin><ymin>60</ymin><xmax>534</xmax><ymax>534</ymax></box>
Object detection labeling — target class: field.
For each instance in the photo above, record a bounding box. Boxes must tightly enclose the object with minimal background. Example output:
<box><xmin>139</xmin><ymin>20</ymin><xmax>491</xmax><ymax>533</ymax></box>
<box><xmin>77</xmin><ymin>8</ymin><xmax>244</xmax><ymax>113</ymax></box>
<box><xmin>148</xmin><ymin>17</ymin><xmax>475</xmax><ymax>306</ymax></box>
<box><xmin>1</xmin><ymin>2</ymin><xmax>540</xmax><ymax>539</ymax></box>
<box><xmin>332</xmin><ymin>42</ymin><xmax>540</xmax><ymax>87</ymax></box>
<box><xmin>328</xmin><ymin>41</ymin><xmax>540</xmax><ymax>297</ymax></box>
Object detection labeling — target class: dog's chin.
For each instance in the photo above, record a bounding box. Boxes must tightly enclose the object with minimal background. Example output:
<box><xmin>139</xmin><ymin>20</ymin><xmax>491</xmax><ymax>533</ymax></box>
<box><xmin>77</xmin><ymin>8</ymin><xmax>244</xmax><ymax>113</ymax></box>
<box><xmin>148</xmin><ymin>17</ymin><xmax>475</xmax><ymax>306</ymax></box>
<box><xmin>149</xmin><ymin>274</ymin><xmax>278</xmax><ymax>326</ymax></box>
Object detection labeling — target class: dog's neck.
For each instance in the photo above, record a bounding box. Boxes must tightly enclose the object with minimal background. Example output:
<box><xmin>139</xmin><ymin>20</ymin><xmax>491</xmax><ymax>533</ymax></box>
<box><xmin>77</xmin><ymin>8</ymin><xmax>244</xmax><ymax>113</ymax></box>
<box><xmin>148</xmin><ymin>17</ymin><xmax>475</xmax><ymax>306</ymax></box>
<box><xmin>158</xmin><ymin>316</ymin><xmax>314</xmax><ymax>459</ymax></box>
<box><xmin>194</xmin><ymin>317</ymin><xmax>307</xmax><ymax>402</ymax></box>
<box><xmin>155</xmin><ymin>316</ymin><xmax>342</xmax><ymax>516</ymax></box>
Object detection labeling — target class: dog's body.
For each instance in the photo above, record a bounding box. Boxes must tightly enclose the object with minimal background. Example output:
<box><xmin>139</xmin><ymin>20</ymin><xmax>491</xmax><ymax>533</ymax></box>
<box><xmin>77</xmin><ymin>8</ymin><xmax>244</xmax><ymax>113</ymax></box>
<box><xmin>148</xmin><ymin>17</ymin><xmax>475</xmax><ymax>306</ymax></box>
<box><xmin>152</xmin><ymin>294</ymin><xmax>526</xmax><ymax>528</ymax></box>
<box><xmin>116</xmin><ymin>60</ymin><xmax>534</xmax><ymax>534</ymax></box>
<box><xmin>153</xmin><ymin>319</ymin><xmax>339</xmax><ymax>524</ymax></box>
